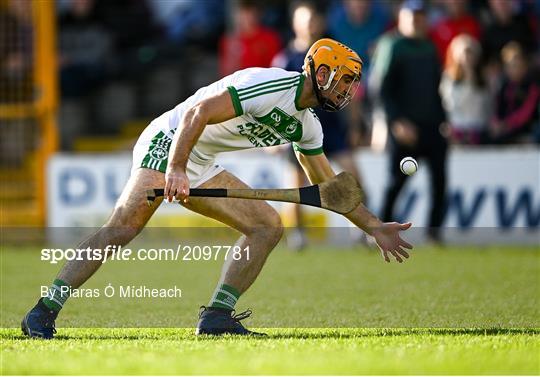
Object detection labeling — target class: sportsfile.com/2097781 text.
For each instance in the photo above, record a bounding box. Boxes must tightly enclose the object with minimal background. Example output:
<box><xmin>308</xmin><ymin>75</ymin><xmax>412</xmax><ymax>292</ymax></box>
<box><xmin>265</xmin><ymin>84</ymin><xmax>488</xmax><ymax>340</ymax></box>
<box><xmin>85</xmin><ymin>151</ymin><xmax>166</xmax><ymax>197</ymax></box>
<box><xmin>40</xmin><ymin>245</ymin><xmax>250</xmax><ymax>264</ymax></box>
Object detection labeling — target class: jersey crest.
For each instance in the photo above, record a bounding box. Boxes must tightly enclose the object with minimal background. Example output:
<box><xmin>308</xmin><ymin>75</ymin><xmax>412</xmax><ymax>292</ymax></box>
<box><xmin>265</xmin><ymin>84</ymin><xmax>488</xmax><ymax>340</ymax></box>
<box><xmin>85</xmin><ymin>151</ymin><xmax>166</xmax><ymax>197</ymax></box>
<box><xmin>255</xmin><ymin>107</ymin><xmax>303</xmax><ymax>142</ymax></box>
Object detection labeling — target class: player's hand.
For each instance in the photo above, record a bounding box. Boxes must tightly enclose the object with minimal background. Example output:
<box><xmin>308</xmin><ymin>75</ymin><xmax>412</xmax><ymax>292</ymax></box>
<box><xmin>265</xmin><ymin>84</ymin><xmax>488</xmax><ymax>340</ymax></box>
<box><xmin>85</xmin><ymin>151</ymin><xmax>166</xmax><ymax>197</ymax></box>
<box><xmin>164</xmin><ymin>168</ymin><xmax>190</xmax><ymax>204</ymax></box>
<box><xmin>371</xmin><ymin>222</ymin><xmax>413</xmax><ymax>263</ymax></box>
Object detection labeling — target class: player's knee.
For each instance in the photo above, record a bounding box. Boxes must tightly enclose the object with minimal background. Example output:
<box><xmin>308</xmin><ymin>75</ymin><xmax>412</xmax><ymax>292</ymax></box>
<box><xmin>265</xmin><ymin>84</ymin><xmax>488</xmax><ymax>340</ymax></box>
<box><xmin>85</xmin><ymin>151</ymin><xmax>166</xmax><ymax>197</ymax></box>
<box><xmin>268</xmin><ymin>223</ymin><xmax>284</xmax><ymax>245</ymax></box>
<box><xmin>271</xmin><ymin>214</ymin><xmax>285</xmax><ymax>241</ymax></box>
<box><xmin>105</xmin><ymin>205</ymin><xmax>146</xmax><ymax>236</ymax></box>
<box><xmin>251</xmin><ymin>209</ymin><xmax>283</xmax><ymax>243</ymax></box>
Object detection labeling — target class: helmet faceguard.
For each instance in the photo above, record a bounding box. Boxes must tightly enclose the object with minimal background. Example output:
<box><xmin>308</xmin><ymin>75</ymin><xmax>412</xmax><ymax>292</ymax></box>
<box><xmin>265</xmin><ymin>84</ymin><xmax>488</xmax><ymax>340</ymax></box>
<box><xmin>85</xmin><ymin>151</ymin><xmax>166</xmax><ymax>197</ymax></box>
<box><xmin>308</xmin><ymin>57</ymin><xmax>361</xmax><ymax>111</ymax></box>
<box><xmin>304</xmin><ymin>39</ymin><xmax>363</xmax><ymax>112</ymax></box>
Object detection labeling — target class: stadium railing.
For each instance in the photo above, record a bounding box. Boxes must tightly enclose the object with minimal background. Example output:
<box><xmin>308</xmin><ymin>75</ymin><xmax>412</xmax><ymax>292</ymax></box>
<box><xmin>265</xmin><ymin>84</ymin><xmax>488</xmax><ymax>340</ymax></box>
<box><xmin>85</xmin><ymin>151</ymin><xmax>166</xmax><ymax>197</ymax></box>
<box><xmin>0</xmin><ymin>0</ymin><xmax>58</xmax><ymax>227</ymax></box>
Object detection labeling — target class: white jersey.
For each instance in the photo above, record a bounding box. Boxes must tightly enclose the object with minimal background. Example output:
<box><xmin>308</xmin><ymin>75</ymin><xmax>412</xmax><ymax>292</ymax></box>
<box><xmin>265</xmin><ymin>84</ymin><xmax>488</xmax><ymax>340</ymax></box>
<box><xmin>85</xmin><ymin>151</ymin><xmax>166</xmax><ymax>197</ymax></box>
<box><xmin>135</xmin><ymin>67</ymin><xmax>324</xmax><ymax>173</ymax></box>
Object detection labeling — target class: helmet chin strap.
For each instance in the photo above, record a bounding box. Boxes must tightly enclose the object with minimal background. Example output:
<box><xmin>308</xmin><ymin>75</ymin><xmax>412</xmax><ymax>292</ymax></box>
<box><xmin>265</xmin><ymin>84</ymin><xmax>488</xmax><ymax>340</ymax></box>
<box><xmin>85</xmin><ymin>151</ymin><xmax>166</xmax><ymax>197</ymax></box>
<box><xmin>308</xmin><ymin>56</ymin><xmax>339</xmax><ymax>112</ymax></box>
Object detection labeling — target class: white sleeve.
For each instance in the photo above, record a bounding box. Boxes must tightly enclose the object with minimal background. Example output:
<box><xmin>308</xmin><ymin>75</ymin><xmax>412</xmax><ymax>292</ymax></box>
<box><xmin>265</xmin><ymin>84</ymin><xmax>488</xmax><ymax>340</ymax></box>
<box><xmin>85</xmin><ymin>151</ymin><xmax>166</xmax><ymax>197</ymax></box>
<box><xmin>293</xmin><ymin>110</ymin><xmax>324</xmax><ymax>155</ymax></box>
<box><xmin>227</xmin><ymin>69</ymin><xmax>302</xmax><ymax>118</ymax></box>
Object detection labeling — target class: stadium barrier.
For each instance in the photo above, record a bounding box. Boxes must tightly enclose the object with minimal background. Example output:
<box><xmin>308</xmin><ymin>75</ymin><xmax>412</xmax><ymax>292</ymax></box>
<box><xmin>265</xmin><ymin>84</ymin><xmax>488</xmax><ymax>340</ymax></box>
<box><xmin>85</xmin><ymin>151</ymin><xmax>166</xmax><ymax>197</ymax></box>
<box><xmin>0</xmin><ymin>1</ymin><xmax>58</xmax><ymax>227</ymax></box>
<box><xmin>46</xmin><ymin>147</ymin><xmax>539</xmax><ymax>245</ymax></box>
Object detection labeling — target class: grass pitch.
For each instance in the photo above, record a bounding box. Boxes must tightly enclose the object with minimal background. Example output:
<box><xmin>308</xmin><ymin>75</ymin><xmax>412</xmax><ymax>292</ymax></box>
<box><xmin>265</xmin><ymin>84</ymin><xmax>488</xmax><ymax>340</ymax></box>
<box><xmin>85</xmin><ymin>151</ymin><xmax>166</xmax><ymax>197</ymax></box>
<box><xmin>2</xmin><ymin>328</ymin><xmax>539</xmax><ymax>375</ymax></box>
<box><xmin>1</xmin><ymin>244</ymin><xmax>539</xmax><ymax>375</ymax></box>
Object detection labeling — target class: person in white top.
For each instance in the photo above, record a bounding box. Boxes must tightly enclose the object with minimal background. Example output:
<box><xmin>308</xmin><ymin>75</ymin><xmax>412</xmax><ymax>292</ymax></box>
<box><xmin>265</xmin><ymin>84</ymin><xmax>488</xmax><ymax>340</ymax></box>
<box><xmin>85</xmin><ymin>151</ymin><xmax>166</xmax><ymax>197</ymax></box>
<box><xmin>23</xmin><ymin>39</ymin><xmax>413</xmax><ymax>338</ymax></box>
<box><xmin>440</xmin><ymin>34</ymin><xmax>491</xmax><ymax>144</ymax></box>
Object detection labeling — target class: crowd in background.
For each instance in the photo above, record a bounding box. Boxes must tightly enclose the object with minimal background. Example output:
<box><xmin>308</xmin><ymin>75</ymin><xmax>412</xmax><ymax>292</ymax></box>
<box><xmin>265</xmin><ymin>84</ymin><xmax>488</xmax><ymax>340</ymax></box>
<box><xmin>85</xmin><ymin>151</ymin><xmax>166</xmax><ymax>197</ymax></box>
<box><xmin>1</xmin><ymin>0</ymin><xmax>539</xmax><ymax>149</ymax></box>
<box><xmin>1</xmin><ymin>0</ymin><xmax>538</xmax><ymax>245</ymax></box>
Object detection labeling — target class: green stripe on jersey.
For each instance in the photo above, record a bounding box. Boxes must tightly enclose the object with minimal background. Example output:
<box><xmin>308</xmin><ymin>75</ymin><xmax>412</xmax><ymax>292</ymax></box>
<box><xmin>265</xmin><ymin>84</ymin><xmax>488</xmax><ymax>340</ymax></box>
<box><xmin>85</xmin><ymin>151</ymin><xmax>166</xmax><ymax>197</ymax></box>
<box><xmin>237</xmin><ymin>75</ymin><xmax>301</xmax><ymax>94</ymax></box>
<box><xmin>293</xmin><ymin>143</ymin><xmax>324</xmax><ymax>155</ymax></box>
<box><xmin>238</xmin><ymin>76</ymin><xmax>300</xmax><ymax>98</ymax></box>
<box><xmin>239</xmin><ymin>81</ymin><xmax>300</xmax><ymax>101</ymax></box>
<box><xmin>294</xmin><ymin>74</ymin><xmax>306</xmax><ymax>111</ymax></box>
<box><xmin>227</xmin><ymin>86</ymin><xmax>243</xmax><ymax>116</ymax></box>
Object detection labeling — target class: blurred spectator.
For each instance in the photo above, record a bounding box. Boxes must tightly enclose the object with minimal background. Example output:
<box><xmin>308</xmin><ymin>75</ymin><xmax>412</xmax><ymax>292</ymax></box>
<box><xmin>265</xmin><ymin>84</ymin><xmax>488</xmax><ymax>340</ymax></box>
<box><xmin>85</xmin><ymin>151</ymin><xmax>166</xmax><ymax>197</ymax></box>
<box><xmin>95</xmin><ymin>0</ymin><xmax>156</xmax><ymax>51</ymax></box>
<box><xmin>272</xmin><ymin>2</ymin><xmax>325</xmax><ymax>72</ymax></box>
<box><xmin>426</xmin><ymin>0</ymin><xmax>451</xmax><ymax>26</ymax></box>
<box><xmin>440</xmin><ymin>34</ymin><xmax>491</xmax><ymax>144</ymax></box>
<box><xmin>58</xmin><ymin>0</ymin><xmax>112</xmax><ymax>98</ymax></box>
<box><xmin>272</xmin><ymin>1</ymin><xmax>366</xmax><ymax>249</ymax></box>
<box><xmin>93</xmin><ymin>0</ymin><xmax>159</xmax><ymax>76</ymax></box>
<box><xmin>327</xmin><ymin>0</ymin><xmax>389</xmax><ymax>72</ymax></box>
<box><xmin>489</xmin><ymin>42</ymin><xmax>539</xmax><ymax>143</ymax></box>
<box><xmin>327</xmin><ymin>0</ymin><xmax>384</xmax><ymax>150</ymax></box>
<box><xmin>0</xmin><ymin>0</ymin><xmax>33</xmax><ymax>103</ymax></box>
<box><xmin>429</xmin><ymin>0</ymin><xmax>482</xmax><ymax>62</ymax></box>
<box><xmin>370</xmin><ymin>0</ymin><xmax>447</xmax><ymax>242</ymax></box>
<box><xmin>481</xmin><ymin>0</ymin><xmax>537</xmax><ymax>73</ymax></box>
<box><xmin>147</xmin><ymin>0</ymin><xmax>224</xmax><ymax>51</ymax></box>
<box><xmin>219</xmin><ymin>0</ymin><xmax>282</xmax><ymax>77</ymax></box>
<box><xmin>257</xmin><ymin>0</ymin><xmax>295</xmax><ymax>43</ymax></box>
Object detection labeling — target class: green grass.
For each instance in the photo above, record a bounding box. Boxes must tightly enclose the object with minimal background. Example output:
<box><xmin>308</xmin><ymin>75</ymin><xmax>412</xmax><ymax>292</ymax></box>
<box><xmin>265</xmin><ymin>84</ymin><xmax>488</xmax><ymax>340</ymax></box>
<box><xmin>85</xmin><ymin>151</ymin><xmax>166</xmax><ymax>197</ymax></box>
<box><xmin>1</xmin><ymin>245</ymin><xmax>539</xmax><ymax>374</ymax></box>
<box><xmin>1</xmin><ymin>328</ymin><xmax>539</xmax><ymax>375</ymax></box>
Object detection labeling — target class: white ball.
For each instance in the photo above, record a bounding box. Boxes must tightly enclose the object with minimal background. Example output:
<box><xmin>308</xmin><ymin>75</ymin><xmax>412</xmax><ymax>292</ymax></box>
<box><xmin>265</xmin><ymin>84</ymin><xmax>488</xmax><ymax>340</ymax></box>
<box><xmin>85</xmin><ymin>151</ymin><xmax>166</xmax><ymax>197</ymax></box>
<box><xmin>400</xmin><ymin>157</ymin><xmax>418</xmax><ymax>175</ymax></box>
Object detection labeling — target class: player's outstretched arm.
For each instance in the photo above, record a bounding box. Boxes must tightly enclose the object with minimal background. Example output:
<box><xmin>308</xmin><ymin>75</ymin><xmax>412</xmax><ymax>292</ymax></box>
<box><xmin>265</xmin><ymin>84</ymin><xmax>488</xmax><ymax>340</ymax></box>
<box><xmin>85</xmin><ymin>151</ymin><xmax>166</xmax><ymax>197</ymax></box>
<box><xmin>164</xmin><ymin>90</ymin><xmax>238</xmax><ymax>203</ymax></box>
<box><xmin>296</xmin><ymin>152</ymin><xmax>413</xmax><ymax>263</ymax></box>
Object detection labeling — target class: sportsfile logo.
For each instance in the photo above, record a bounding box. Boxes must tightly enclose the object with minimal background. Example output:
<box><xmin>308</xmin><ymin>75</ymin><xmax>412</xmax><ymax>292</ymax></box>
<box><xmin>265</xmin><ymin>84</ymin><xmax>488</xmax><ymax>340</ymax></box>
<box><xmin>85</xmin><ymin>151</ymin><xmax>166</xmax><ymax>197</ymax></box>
<box><xmin>40</xmin><ymin>245</ymin><xmax>251</xmax><ymax>264</ymax></box>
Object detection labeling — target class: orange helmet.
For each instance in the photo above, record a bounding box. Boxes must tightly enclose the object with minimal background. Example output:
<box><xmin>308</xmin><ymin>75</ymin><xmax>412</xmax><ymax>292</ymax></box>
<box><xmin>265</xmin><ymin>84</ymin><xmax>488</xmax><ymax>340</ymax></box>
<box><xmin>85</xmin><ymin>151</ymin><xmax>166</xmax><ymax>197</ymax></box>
<box><xmin>304</xmin><ymin>38</ymin><xmax>363</xmax><ymax>111</ymax></box>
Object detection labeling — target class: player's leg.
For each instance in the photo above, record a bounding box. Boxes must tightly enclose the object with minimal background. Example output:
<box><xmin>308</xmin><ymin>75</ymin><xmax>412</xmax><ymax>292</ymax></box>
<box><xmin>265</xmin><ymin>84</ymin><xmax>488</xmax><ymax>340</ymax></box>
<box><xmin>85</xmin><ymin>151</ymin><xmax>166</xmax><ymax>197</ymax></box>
<box><xmin>426</xmin><ymin>142</ymin><xmax>448</xmax><ymax>242</ymax></box>
<box><xmin>183</xmin><ymin>170</ymin><xmax>283</xmax><ymax>294</ymax></box>
<box><xmin>181</xmin><ymin>170</ymin><xmax>283</xmax><ymax>335</ymax></box>
<box><xmin>22</xmin><ymin>168</ymin><xmax>164</xmax><ymax>338</ymax></box>
<box><xmin>382</xmin><ymin>145</ymin><xmax>411</xmax><ymax>222</ymax></box>
<box><xmin>56</xmin><ymin>168</ymin><xmax>165</xmax><ymax>287</ymax></box>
